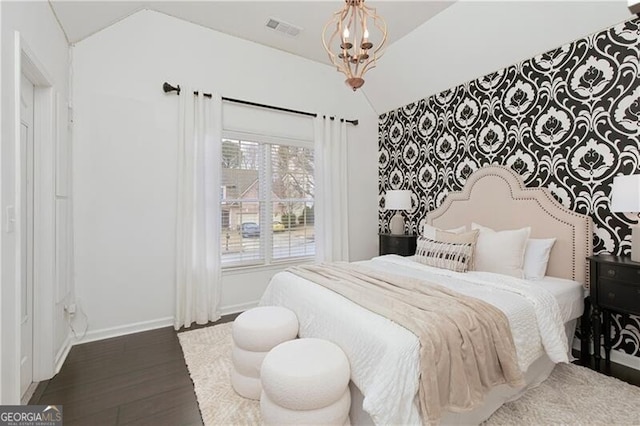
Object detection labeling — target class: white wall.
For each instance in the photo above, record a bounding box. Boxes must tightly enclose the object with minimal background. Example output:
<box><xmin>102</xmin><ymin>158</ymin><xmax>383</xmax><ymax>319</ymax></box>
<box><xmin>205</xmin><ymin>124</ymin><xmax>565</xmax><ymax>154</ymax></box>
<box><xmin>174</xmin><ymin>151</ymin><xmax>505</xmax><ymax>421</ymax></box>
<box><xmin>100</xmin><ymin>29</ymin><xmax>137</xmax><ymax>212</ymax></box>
<box><xmin>71</xmin><ymin>10</ymin><xmax>378</xmax><ymax>339</ymax></box>
<box><xmin>1</xmin><ymin>1</ymin><xmax>71</xmax><ymax>404</ymax></box>
<box><xmin>363</xmin><ymin>1</ymin><xmax>634</xmax><ymax>114</ymax></box>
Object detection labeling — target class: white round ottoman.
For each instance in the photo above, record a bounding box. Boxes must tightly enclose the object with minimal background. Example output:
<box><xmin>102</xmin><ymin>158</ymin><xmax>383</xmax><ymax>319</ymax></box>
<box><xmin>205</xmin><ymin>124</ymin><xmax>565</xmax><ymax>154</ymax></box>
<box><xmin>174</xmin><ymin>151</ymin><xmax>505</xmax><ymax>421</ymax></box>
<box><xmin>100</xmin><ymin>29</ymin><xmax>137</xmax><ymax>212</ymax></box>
<box><xmin>260</xmin><ymin>338</ymin><xmax>351</xmax><ymax>425</ymax></box>
<box><xmin>231</xmin><ymin>306</ymin><xmax>298</xmax><ymax>400</ymax></box>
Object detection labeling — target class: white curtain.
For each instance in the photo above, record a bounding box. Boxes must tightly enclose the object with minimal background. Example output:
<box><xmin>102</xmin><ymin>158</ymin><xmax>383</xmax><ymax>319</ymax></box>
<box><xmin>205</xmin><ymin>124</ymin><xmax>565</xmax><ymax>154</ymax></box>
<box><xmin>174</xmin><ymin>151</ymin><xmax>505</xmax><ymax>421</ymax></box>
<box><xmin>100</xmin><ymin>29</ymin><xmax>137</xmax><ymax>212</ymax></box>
<box><xmin>314</xmin><ymin>117</ymin><xmax>350</xmax><ymax>262</ymax></box>
<box><xmin>175</xmin><ymin>89</ymin><xmax>222</xmax><ymax>330</ymax></box>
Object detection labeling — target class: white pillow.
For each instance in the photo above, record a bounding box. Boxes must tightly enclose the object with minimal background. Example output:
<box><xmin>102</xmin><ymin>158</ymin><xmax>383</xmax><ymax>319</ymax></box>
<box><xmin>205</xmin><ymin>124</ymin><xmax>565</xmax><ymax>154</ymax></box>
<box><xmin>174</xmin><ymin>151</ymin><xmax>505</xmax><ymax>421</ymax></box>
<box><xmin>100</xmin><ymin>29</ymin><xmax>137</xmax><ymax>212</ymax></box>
<box><xmin>523</xmin><ymin>238</ymin><xmax>556</xmax><ymax>280</ymax></box>
<box><xmin>471</xmin><ymin>223</ymin><xmax>531</xmax><ymax>278</ymax></box>
<box><xmin>422</xmin><ymin>224</ymin><xmax>466</xmax><ymax>239</ymax></box>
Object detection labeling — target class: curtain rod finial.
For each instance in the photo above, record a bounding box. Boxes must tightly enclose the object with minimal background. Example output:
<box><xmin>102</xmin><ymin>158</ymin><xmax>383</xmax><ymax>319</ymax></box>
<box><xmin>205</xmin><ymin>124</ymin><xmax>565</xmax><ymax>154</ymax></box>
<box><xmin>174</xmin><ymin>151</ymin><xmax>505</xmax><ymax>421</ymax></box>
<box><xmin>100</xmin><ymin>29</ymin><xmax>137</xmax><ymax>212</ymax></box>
<box><xmin>163</xmin><ymin>82</ymin><xmax>180</xmax><ymax>95</ymax></box>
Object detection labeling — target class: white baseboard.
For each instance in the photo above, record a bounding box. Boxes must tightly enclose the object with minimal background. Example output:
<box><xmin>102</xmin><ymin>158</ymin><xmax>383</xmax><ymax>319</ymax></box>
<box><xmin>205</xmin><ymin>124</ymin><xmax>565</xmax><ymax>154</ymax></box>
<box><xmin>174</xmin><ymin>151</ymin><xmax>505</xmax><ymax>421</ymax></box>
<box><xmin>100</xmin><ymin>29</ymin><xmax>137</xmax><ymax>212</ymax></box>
<box><xmin>75</xmin><ymin>316</ymin><xmax>174</xmax><ymax>345</ymax></box>
<box><xmin>220</xmin><ymin>301</ymin><xmax>259</xmax><ymax>316</ymax></box>
<box><xmin>54</xmin><ymin>334</ymin><xmax>73</xmax><ymax>374</ymax></box>
<box><xmin>69</xmin><ymin>303</ymin><xmax>256</xmax><ymax>348</ymax></box>
<box><xmin>611</xmin><ymin>350</ymin><xmax>640</xmax><ymax>370</ymax></box>
<box><xmin>71</xmin><ymin>306</ymin><xmax>254</xmax><ymax>347</ymax></box>
<box><xmin>572</xmin><ymin>339</ymin><xmax>640</xmax><ymax>371</ymax></box>
<box><xmin>21</xmin><ymin>383</ymin><xmax>38</xmax><ymax>405</ymax></box>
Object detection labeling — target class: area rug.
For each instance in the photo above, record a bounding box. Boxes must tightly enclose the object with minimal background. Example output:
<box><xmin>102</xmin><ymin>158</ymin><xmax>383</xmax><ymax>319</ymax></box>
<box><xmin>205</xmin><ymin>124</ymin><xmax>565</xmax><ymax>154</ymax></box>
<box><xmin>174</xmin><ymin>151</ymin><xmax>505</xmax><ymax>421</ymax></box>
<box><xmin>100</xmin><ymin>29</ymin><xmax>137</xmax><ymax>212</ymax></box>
<box><xmin>179</xmin><ymin>323</ymin><xmax>640</xmax><ymax>425</ymax></box>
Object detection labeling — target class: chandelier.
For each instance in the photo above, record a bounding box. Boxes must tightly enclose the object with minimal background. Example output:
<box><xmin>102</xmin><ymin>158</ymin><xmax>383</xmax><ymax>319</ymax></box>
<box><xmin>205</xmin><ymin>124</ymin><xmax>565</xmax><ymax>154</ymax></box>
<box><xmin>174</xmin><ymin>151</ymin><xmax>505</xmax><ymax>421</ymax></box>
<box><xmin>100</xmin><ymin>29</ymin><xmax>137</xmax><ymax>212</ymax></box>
<box><xmin>322</xmin><ymin>0</ymin><xmax>387</xmax><ymax>91</ymax></box>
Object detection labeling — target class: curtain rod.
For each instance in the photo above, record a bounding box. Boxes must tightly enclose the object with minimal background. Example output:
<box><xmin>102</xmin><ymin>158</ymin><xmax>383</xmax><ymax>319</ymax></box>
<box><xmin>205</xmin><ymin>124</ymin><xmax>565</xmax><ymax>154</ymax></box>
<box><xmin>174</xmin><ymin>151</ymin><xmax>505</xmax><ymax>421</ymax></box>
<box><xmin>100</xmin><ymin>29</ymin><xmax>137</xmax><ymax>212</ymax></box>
<box><xmin>162</xmin><ymin>82</ymin><xmax>359</xmax><ymax>126</ymax></box>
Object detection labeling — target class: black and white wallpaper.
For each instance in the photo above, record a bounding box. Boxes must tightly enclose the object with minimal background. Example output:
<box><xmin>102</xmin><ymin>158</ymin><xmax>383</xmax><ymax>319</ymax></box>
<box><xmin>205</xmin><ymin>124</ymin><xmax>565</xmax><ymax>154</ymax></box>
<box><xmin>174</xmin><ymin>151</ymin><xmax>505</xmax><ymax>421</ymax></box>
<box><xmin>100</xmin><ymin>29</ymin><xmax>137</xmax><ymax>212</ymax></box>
<box><xmin>379</xmin><ymin>18</ymin><xmax>640</xmax><ymax>356</ymax></box>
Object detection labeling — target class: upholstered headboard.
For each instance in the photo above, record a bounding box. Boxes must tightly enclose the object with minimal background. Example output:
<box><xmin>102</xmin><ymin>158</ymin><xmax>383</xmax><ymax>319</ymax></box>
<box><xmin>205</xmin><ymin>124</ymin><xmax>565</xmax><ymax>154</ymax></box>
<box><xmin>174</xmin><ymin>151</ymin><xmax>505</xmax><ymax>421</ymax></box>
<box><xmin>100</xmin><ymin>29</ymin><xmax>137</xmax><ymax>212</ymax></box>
<box><xmin>427</xmin><ymin>166</ymin><xmax>593</xmax><ymax>286</ymax></box>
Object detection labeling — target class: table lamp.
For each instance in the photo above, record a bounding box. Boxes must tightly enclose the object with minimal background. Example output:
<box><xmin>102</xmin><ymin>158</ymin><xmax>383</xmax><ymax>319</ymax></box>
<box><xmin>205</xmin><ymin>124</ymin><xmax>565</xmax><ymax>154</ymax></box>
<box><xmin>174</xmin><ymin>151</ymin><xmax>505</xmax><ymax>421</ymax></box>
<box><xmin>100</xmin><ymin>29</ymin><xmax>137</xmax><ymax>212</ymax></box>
<box><xmin>385</xmin><ymin>190</ymin><xmax>411</xmax><ymax>235</ymax></box>
<box><xmin>610</xmin><ymin>174</ymin><xmax>640</xmax><ymax>262</ymax></box>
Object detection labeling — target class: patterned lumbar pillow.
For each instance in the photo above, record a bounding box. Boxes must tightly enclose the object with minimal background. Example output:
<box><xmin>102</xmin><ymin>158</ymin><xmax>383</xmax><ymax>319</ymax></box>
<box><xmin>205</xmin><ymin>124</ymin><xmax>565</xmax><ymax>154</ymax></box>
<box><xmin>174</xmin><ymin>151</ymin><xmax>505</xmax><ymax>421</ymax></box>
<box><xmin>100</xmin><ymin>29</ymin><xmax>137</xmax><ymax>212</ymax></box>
<box><xmin>415</xmin><ymin>229</ymin><xmax>479</xmax><ymax>272</ymax></box>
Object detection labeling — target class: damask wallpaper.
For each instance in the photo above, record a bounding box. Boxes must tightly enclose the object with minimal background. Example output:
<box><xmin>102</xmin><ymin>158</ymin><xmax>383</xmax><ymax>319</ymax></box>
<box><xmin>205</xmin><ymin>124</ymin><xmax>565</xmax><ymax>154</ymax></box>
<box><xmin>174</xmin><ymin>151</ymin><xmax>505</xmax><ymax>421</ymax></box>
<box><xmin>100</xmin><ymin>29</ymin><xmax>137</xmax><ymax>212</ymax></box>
<box><xmin>378</xmin><ymin>18</ymin><xmax>640</xmax><ymax>356</ymax></box>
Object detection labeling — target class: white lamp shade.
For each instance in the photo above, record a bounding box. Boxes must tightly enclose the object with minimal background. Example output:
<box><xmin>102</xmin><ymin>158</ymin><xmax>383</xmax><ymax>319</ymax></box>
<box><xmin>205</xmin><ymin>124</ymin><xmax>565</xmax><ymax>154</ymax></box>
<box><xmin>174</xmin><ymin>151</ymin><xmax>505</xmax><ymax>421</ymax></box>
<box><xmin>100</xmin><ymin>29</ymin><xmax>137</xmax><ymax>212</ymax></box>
<box><xmin>610</xmin><ymin>175</ymin><xmax>640</xmax><ymax>213</ymax></box>
<box><xmin>385</xmin><ymin>190</ymin><xmax>412</xmax><ymax>211</ymax></box>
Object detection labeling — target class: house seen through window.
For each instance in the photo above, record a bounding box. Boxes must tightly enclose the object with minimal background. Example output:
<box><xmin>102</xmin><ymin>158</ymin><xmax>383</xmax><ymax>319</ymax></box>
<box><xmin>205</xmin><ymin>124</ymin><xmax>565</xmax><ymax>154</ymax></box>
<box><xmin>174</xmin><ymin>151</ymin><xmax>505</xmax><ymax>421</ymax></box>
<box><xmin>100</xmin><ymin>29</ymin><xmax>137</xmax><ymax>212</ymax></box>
<box><xmin>221</xmin><ymin>138</ymin><xmax>315</xmax><ymax>266</ymax></box>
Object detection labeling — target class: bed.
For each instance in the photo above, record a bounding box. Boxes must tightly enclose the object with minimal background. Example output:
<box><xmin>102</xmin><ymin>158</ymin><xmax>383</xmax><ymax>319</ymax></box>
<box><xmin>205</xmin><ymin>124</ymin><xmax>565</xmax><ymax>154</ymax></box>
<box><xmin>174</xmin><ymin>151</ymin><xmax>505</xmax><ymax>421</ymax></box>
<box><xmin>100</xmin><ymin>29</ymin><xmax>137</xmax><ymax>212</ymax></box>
<box><xmin>260</xmin><ymin>165</ymin><xmax>593</xmax><ymax>425</ymax></box>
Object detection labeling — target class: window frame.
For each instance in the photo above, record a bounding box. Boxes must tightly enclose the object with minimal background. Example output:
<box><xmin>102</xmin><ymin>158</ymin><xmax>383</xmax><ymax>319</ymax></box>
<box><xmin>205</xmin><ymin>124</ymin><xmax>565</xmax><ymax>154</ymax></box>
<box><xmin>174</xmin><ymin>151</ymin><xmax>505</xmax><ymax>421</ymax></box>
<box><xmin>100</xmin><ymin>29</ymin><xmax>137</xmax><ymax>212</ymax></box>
<box><xmin>220</xmin><ymin>130</ymin><xmax>315</xmax><ymax>269</ymax></box>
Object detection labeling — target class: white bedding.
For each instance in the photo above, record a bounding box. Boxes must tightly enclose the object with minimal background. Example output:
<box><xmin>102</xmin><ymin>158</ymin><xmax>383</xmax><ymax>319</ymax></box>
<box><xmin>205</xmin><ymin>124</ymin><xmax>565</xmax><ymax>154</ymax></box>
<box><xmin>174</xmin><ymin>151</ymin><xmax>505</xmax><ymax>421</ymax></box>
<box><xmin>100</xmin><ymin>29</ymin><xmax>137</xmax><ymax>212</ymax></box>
<box><xmin>536</xmin><ymin>275</ymin><xmax>587</xmax><ymax>322</ymax></box>
<box><xmin>259</xmin><ymin>255</ymin><xmax>585</xmax><ymax>425</ymax></box>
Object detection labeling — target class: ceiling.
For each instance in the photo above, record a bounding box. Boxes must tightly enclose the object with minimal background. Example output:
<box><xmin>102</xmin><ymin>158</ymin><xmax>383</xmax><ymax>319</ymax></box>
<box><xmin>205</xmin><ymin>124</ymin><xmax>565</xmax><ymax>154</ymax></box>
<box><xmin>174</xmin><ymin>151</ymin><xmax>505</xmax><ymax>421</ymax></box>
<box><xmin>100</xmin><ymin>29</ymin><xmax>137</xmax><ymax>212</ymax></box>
<box><xmin>49</xmin><ymin>1</ymin><xmax>454</xmax><ymax>65</ymax></box>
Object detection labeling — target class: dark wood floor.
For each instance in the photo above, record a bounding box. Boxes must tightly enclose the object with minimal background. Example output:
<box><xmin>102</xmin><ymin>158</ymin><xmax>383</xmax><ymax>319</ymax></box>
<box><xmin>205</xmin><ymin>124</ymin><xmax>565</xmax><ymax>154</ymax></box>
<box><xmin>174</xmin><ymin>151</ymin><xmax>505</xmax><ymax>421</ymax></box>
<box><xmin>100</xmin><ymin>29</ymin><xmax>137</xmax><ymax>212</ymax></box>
<box><xmin>29</xmin><ymin>314</ymin><xmax>238</xmax><ymax>426</ymax></box>
<box><xmin>31</xmin><ymin>316</ymin><xmax>639</xmax><ymax>425</ymax></box>
<box><xmin>575</xmin><ymin>351</ymin><xmax>640</xmax><ymax>387</ymax></box>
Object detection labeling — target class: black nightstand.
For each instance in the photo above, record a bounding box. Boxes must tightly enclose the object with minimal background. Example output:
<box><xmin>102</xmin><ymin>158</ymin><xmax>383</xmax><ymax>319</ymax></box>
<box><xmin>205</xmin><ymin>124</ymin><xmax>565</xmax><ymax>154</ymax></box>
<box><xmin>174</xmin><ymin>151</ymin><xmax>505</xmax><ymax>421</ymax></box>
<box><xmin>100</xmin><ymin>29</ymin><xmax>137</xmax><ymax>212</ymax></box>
<box><xmin>588</xmin><ymin>255</ymin><xmax>640</xmax><ymax>371</ymax></box>
<box><xmin>379</xmin><ymin>234</ymin><xmax>417</xmax><ymax>256</ymax></box>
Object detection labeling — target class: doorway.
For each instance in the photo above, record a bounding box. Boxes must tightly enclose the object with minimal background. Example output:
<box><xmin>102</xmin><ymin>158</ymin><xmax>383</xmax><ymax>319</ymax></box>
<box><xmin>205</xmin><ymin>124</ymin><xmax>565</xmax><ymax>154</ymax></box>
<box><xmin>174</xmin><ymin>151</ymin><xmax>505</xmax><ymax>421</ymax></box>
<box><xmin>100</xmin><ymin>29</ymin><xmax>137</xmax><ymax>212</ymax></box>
<box><xmin>1</xmin><ymin>33</ymin><xmax>60</xmax><ymax>405</ymax></box>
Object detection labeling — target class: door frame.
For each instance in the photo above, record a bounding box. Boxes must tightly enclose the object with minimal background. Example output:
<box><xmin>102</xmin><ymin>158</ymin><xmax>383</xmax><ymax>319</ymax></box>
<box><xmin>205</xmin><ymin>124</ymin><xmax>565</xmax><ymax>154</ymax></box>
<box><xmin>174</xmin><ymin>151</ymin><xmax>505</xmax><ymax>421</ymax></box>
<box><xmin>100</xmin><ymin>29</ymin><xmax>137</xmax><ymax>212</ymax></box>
<box><xmin>19</xmin><ymin>71</ymin><xmax>35</xmax><ymax>399</ymax></box>
<box><xmin>13</xmin><ymin>32</ymin><xmax>57</xmax><ymax>397</ymax></box>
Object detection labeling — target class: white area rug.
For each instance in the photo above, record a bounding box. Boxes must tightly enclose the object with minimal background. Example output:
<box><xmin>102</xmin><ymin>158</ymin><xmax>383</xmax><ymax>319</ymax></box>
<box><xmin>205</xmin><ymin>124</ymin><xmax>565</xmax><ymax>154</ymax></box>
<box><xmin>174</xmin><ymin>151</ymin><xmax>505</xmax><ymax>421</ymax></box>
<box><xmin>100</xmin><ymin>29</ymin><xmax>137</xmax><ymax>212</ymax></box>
<box><xmin>179</xmin><ymin>323</ymin><xmax>640</xmax><ymax>425</ymax></box>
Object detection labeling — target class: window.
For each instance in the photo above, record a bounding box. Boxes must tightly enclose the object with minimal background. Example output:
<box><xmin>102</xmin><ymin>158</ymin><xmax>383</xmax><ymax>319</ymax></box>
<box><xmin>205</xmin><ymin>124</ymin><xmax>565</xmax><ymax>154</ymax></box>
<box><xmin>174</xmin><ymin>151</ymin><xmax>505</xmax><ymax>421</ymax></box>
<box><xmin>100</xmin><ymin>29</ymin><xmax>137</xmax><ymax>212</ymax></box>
<box><xmin>221</xmin><ymin>138</ymin><xmax>315</xmax><ymax>267</ymax></box>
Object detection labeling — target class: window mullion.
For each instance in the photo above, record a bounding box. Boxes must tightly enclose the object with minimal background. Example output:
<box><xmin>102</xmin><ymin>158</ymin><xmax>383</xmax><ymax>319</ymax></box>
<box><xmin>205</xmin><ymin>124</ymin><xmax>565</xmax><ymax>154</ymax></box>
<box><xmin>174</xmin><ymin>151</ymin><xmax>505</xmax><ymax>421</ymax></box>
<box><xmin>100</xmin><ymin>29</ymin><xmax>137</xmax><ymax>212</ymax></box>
<box><xmin>261</xmin><ymin>144</ymin><xmax>273</xmax><ymax>264</ymax></box>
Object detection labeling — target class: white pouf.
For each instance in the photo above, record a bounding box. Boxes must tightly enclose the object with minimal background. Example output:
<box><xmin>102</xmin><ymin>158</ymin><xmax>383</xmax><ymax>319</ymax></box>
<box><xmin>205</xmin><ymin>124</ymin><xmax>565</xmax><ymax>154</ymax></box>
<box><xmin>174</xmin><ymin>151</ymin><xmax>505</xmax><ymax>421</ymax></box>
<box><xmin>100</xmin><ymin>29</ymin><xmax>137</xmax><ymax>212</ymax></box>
<box><xmin>231</xmin><ymin>306</ymin><xmax>299</xmax><ymax>400</ymax></box>
<box><xmin>231</xmin><ymin>369</ymin><xmax>262</xmax><ymax>400</ymax></box>
<box><xmin>232</xmin><ymin>343</ymin><xmax>268</xmax><ymax>378</ymax></box>
<box><xmin>232</xmin><ymin>306</ymin><xmax>299</xmax><ymax>352</ymax></box>
<box><xmin>260</xmin><ymin>338</ymin><xmax>351</xmax><ymax>425</ymax></box>
<box><xmin>261</xmin><ymin>388</ymin><xmax>351</xmax><ymax>425</ymax></box>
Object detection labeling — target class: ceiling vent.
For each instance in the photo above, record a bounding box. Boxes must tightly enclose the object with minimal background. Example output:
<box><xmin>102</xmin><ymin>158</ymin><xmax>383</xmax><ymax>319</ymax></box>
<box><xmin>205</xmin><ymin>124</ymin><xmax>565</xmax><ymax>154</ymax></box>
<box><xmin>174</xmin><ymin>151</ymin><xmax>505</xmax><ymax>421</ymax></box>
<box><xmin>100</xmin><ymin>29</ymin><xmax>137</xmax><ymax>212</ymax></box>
<box><xmin>265</xmin><ymin>18</ymin><xmax>302</xmax><ymax>38</ymax></box>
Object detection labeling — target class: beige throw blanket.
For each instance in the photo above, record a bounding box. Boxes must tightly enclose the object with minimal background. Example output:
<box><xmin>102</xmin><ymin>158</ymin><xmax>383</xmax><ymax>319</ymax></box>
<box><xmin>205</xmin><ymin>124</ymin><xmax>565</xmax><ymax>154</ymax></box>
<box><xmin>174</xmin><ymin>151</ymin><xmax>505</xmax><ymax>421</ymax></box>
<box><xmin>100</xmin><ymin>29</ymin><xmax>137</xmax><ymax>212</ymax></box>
<box><xmin>288</xmin><ymin>262</ymin><xmax>524</xmax><ymax>425</ymax></box>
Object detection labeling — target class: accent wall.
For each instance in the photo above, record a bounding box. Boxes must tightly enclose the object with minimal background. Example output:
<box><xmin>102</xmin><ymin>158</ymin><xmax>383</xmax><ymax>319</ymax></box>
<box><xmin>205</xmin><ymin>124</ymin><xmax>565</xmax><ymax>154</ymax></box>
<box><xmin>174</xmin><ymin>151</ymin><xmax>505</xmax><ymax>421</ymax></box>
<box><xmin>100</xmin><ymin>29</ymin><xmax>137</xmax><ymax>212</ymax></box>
<box><xmin>379</xmin><ymin>18</ymin><xmax>640</xmax><ymax>356</ymax></box>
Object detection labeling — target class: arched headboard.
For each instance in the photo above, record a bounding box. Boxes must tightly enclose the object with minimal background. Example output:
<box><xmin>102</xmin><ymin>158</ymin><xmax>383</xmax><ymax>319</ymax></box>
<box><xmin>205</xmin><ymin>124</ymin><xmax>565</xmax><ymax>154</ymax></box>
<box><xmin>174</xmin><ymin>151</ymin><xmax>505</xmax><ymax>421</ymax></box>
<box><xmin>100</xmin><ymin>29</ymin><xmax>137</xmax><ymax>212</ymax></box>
<box><xmin>427</xmin><ymin>166</ymin><xmax>593</xmax><ymax>286</ymax></box>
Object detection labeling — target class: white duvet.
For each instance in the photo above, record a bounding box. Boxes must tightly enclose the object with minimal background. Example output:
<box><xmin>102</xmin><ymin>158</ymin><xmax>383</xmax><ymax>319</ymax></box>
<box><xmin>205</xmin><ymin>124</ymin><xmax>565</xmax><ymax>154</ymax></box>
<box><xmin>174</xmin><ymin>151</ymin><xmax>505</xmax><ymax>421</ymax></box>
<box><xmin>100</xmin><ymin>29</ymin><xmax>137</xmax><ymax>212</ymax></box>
<box><xmin>260</xmin><ymin>255</ymin><xmax>574</xmax><ymax>425</ymax></box>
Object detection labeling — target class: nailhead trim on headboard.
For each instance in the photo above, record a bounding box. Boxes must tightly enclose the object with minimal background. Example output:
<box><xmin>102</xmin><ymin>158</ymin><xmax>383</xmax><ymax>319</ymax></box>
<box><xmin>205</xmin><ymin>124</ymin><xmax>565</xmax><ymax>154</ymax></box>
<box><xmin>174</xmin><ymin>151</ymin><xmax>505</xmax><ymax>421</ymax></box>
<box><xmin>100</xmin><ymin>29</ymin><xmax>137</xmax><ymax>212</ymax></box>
<box><xmin>426</xmin><ymin>166</ymin><xmax>593</xmax><ymax>287</ymax></box>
